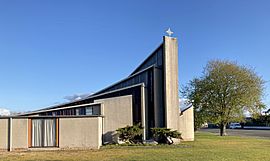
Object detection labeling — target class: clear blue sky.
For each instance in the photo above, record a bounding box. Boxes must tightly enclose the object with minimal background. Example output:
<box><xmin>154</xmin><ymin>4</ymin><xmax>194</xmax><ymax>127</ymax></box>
<box><xmin>0</xmin><ymin>0</ymin><xmax>270</xmax><ymax>112</ymax></box>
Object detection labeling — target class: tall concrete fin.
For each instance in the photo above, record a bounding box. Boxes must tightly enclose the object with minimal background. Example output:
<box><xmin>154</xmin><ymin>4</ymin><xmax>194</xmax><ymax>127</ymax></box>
<box><xmin>163</xmin><ymin>36</ymin><xmax>179</xmax><ymax>130</ymax></box>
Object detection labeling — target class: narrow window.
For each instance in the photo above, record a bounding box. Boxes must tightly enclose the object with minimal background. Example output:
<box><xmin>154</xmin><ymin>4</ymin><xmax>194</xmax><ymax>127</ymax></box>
<box><xmin>75</xmin><ymin>108</ymin><xmax>80</xmax><ymax>115</ymax></box>
<box><xmin>85</xmin><ymin>106</ymin><xmax>93</xmax><ymax>115</ymax></box>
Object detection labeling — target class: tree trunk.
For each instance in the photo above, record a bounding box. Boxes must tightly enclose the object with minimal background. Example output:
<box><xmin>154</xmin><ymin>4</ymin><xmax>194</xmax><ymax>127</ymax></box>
<box><xmin>219</xmin><ymin>123</ymin><xmax>227</xmax><ymax>136</ymax></box>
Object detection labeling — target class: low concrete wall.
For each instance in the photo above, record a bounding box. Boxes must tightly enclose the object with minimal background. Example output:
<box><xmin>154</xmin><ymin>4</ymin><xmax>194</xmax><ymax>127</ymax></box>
<box><xmin>0</xmin><ymin>119</ymin><xmax>9</xmax><ymax>150</ymax></box>
<box><xmin>95</xmin><ymin>95</ymin><xmax>133</xmax><ymax>144</ymax></box>
<box><xmin>178</xmin><ymin>106</ymin><xmax>194</xmax><ymax>141</ymax></box>
<box><xmin>0</xmin><ymin>116</ymin><xmax>103</xmax><ymax>151</ymax></box>
<box><xmin>0</xmin><ymin>118</ymin><xmax>28</xmax><ymax>151</ymax></box>
<box><xmin>59</xmin><ymin>117</ymin><xmax>102</xmax><ymax>149</ymax></box>
<box><xmin>12</xmin><ymin>118</ymin><xmax>28</xmax><ymax>150</ymax></box>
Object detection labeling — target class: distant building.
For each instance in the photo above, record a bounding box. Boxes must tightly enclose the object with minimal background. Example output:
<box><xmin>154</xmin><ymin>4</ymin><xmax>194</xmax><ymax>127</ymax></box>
<box><xmin>0</xmin><ymin>36</ymin><xmax>194</xmax><ymax>151</ymax></box>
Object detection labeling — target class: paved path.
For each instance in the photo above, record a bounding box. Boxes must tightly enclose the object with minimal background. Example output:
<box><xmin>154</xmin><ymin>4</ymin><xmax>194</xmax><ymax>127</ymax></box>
<box><xmin>244</xmin><ymin>126</ymin><xmax>270</xmax><ymax>130</ymax></box>
<box><xmin>200</xmin><ymin>128</ymin><xmax>270</xmax><ymax>139</ymax></box>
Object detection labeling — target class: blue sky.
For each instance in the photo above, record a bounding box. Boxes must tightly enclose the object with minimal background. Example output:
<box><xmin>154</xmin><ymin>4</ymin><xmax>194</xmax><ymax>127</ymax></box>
<box><xmin>0</xmin><ymin>0</ymin><xmax>270</xmax><ymax>112</ymax></box>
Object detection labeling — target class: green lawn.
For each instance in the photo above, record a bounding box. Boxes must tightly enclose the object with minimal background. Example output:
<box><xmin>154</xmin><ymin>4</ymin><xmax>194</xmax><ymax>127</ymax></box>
<box><xmin>1</xmin><ymin>132</ymin><xmax>269</xmax><ymax>161</ymax></box>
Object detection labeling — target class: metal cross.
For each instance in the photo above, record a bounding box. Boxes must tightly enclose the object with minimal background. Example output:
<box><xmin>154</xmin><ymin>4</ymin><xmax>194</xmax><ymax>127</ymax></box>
<box><xmin>166</xmin><ymin>28</ymin><xmax>173</xmax><ymax>37</ymax></box>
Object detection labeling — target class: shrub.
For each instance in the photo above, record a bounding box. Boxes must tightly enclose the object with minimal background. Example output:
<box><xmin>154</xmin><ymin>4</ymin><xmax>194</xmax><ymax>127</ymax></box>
<box><xmin>151</xmin><ymin>128</ymin><xmax>181</xmax><ymax>144</ymax></box>
<box><xmin>116</xmin><ymin>123</ymin><xmax>143</xmax><ymax>144</ymax></box>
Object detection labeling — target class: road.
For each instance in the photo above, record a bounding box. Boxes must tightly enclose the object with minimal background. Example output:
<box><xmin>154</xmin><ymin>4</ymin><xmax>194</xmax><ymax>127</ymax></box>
<box><xmin>200</xmin><ymin>128</ymin><xmax>270</xmax><ymax>139</ymax></box>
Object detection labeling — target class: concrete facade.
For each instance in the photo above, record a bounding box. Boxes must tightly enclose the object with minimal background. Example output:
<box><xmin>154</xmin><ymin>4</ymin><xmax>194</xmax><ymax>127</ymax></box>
<box><xmin>0</xmin><ymin>116</ymin><xmax>103</xmax><ymax>151</ymax></box>
<box><xmin>178</xmin><ymin>106</ymin><xmax>194</xmax><ymax>141</ymax></box>
<box><xmin>163</xmin><ymin>36</ymin><xmax>180</xmax><ymax>130</ymax></box>
<box><xmin>0</xmin><ymin>118</ymin><xmax>28</xmax><ymax>151</ymax></box>
<box><xmin>0</xmin><ymin>119</ymin><xmax>8</xmax><ymax>150</ymax></box>
<box><xmin>59</xmin><ymin>117</ymin><xmax>102</xmax><ymax>149</ymax></box>
<box><xmin>12</xmin><ymin>118</ymin><xmax>28</xmax><ymax>150</ymax></box>
<box><xmin>95</xmin><ymin>95</ymin><xmax>133</xmax><ymax>143</ymax></box>
<box><xmin>0</xmin><ymin>36</ymin><xmax>194</xmax><ymax>151</ymax></box>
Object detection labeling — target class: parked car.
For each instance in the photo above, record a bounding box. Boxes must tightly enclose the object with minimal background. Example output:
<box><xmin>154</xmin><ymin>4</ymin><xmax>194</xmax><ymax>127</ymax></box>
<box><xmin>229</xmin><ymin>123</ymin><xmax>241</xmax><ymax>129</ymax></box>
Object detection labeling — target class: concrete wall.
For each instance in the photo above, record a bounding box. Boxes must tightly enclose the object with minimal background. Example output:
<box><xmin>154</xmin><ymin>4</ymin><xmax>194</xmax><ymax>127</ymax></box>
<box><xmin>0</xmin><ymin>119</ymin><xmax>9</xmax><ymax>150</ymax></box>
<box><xmin>0</xmin><ymin>118</ymin><xmax>28</xmax><ymax>151</ymax></box>
<box><xmin>95</xmin><ymin>95</ymin><xmax>133</xmax><ymax>144</ymax></box>
<box><xmin>59</xmin><ymin>117</ymin><xmax>102</xmax><ymax>149</ymax></box>
<box><xmin>178</xmin><ymin>107</ymin><xmax>194</xmax><ymax>141</ymax></box>
<box><xmin>0</xmin><ymin>117</ymin><xmax>103</xmax><ymax>151</ymax></box>
<box><xmin>163</xmin><ymin>36</ymin><xmax>180</xmax><ymax>130</ymax></box>
<box><xmin>12</xmin><ymin>118</ymin><xmax>28</xmax><ymax>150</ymax></box>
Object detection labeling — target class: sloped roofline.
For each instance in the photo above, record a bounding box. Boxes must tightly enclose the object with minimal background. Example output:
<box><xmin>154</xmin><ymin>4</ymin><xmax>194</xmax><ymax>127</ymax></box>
<box><xmin>180</xmin><ymin>104</ymin><xmax>193</xmax><ymax>114</ymax></box>
<box><xmin>19</xmin><ymin>38</ymin><xmax>164</xmax><ymax>115</ymax></box>
<box><xmin>129</xmin><ymin>43</ymin><xmax>163</xmax><ymax>76</ymax></box>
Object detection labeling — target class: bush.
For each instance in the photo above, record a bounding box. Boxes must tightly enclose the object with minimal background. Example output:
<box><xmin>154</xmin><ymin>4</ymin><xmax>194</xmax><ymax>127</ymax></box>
<box><xmin>116</xmin><ymin>123</ymin><xmax>143</xmax><ymax>144</ymax></box>
<box><xmin>151</xmin><ymin>128</ymin><xmax>181</xmax><ymax>144</ymax></box>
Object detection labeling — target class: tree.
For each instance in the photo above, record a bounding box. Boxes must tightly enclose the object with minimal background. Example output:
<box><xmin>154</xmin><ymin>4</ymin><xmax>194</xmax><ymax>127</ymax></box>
<box><xmin>182</xmin><ymin>60</ymin><xmax>265</xmax><ymax>136</ymax></box>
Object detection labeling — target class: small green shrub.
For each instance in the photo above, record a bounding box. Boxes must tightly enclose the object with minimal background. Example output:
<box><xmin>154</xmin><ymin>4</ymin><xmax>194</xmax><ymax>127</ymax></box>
<box><xmin>116</xmin><ymin>123</ymin><xmax>143</xmax><ymax>144</ymax></box>
<box><xmin>151</xmin><ymin>128</ymin><xmax>181</xmax><ymax>144</ymax></box>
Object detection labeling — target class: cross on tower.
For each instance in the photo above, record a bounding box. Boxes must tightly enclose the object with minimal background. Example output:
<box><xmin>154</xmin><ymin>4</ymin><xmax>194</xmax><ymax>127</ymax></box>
<box><xmin>166</xmin><ymin>28</ymin><xmax>173</xmax><ymax>37</ymax></box>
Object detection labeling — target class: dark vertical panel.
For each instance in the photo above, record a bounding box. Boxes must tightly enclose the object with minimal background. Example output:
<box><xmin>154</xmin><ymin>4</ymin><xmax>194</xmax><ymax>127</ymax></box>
<box><xmin>153</xmin><ymin>67</ymin><xmax>165</xmax><ymax>127</ymax></box>
<box><xmin>147</xmin><ymin>70</ymin><xmax>155</xmax><ymax>130</ymax></box>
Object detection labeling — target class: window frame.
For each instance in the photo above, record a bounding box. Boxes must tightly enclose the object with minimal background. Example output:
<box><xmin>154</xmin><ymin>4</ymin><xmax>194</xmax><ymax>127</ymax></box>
<box><xmin>28</xmin><ymin>118</ymin><xmax>59</xmax><ymax>148</ymax></box>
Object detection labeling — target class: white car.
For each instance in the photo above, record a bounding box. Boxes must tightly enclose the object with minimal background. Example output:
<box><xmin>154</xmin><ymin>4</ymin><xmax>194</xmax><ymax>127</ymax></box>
<box><xmin>229</xmin><ymin>123</ymin><xmax>241</xmax><ymax>129</ymax></box>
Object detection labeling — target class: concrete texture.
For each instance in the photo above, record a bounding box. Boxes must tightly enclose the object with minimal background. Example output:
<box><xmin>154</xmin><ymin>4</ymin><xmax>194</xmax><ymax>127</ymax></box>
<box><xmin>95</xmin><ymin>95</ymin><xmax>133</xmax><ymax>144</ymax></box>
<box><xmin>12</xmin><ymin>118</ymin><xmax>28</xmax><ymax>150</ymax></box>
<box><xmin>141</xmin><ymin>85</ymin><xmax>146</xmax><ymax>140</ymax></box>
<box><xmin>0</xmin><ymin>116</ymin><xmax>103</xmax><ymax>151</ymax></box>
<box><xmin>178</xmin><ymin>106</ymin><xmax>194</xmax><ymax>141</ymax></box>
<box><xmin>163</xmin><ymin>36</ymin><xmax>180</xmax><ymax>131</ymax></box>
<box><xmin>0</xmin><ymin>118</ymin><xmax>29</xmax><ymax>151</ymax></box>
<box><xmin>59</xmin><ymin>117</ymin><xmax>102</xmax><ymax>149</ymax></box>
<box><xmin>0</xmin><ymin>119</ymin><xmax>8</xmax><ymax>150</ymax></box>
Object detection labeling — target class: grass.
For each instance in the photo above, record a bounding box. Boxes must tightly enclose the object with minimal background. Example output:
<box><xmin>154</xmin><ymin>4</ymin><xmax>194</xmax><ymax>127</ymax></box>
<box><xmin>0</xmin><ymin>132</ymin><xmax>269</xmax><ymax>161</ymax></box>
